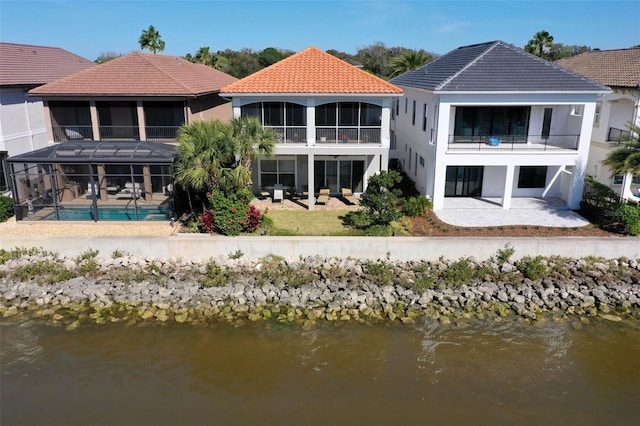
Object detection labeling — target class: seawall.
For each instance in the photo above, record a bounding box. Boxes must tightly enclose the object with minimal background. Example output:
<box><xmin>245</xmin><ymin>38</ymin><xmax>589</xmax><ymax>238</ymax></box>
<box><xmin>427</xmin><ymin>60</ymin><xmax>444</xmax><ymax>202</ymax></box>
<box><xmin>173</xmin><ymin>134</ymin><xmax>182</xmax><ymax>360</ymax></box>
<box><xmin>0</xmin><ymin>235</ymin><xmax>637</xmax><ymax>261</ymax></box>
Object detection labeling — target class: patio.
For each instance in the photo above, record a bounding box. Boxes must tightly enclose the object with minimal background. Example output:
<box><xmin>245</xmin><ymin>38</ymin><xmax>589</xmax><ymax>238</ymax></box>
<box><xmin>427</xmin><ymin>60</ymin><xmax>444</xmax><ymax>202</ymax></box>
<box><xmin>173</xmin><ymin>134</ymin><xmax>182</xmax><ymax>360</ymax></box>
<box><xmin>436</xmin><ymin>197</ymin><xmax>591</xmax><ymax>228</ymax></box>
<box><xmin>250</xmin><ymin>194</ymin><xmax>360</xmax><ymax>211</ymax></box>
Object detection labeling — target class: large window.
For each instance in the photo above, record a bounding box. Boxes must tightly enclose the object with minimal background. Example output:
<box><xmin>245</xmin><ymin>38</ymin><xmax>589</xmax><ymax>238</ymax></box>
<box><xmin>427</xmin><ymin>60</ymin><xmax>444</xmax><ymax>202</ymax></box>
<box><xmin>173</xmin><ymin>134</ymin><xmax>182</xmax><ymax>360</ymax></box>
<box><xmin>241</xmin><ymin>102</ymin><xmax>306</xmax><ymax>127</ymax></box>
<box><xmin>518</xmin><ymin>166</ymin><xmax>547</xmax><ymax>188</ymax></box>
<box><xmin>314</xmin><ymin>160</ymin><xmax>364</xmax><ymax>193</ymax></box>
<box><xmin>454</xmin><ymin>107</ymin><xmax>530</xmax><ymax>141</ymax></box>
<box><xmin>260</xmin><ymin>159</ymin><xmax>295</xmax><ymax>188</ymax></box>
<box><xmin>315</xmin><ymin>102</ymin><xmax>382</xmax><ymax>143</ymax></box>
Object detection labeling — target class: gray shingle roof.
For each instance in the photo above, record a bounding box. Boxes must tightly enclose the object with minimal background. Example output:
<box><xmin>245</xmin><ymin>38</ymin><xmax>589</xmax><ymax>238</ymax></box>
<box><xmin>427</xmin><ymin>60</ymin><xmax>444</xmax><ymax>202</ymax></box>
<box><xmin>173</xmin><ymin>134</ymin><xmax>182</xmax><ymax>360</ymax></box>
<box><xmin>390</xmin><ymin>41</ymin><xmax>609</xmax><ymax>93</ymax></box>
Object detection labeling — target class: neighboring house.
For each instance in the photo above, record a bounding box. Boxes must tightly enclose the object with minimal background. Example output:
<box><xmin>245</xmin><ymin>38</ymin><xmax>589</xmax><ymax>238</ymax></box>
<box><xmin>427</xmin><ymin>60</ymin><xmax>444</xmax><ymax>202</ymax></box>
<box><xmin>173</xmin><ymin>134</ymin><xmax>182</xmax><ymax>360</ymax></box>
<box><xmin>0</xmin><ymin>42</ymin><xmax>95</xmax><ymax>192</ymax></box>
<box><xmin>220</xmin><ymin>46</ymin><xmax>403</xmax><ymax>210</ymax></box>
<box><xmin>389</xmin><ymin>40</ymin><xmax>609</xmax><ymax>211</ymax></box>
<box><xmin>556</xmin><ymin>48</ymin><xmax>640</xmax><ymax>200</ymax></box>
<box><xmin>6</xmin><ymin>52</ymin><xmax>238</xmax><ymax>221</ymax></box>
<box><xmin>29</xmin><ymin>51</ymin><xmax>238</xmax><ymax>144</ymax></box>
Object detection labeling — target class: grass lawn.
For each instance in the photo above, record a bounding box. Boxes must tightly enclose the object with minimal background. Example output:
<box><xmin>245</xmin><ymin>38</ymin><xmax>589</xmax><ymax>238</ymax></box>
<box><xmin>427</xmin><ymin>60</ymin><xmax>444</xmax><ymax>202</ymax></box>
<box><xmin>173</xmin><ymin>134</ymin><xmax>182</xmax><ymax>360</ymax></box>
<box><xmin>263</xmin><ymin>210</ymin><xmax>362</xmax><ymax>236</ymax></box>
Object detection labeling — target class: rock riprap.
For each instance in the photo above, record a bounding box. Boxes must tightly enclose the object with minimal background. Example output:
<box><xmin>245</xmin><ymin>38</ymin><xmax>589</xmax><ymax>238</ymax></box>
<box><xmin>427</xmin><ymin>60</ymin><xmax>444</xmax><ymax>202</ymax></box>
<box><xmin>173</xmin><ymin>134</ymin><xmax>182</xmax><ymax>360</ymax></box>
<box><xmin>1</xmin><ymin>250</ymin><xmax>639</xmax><ymax>327</ymax></box>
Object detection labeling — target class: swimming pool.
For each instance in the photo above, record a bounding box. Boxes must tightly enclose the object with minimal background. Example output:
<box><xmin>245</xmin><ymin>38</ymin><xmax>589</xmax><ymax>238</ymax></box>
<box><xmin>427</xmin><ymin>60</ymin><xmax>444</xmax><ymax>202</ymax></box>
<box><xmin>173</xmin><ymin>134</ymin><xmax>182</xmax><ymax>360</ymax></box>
<box><xmin>44</xmin><ymin>207</ymin><xmax>171</xmax><ymax>221</ymax></box>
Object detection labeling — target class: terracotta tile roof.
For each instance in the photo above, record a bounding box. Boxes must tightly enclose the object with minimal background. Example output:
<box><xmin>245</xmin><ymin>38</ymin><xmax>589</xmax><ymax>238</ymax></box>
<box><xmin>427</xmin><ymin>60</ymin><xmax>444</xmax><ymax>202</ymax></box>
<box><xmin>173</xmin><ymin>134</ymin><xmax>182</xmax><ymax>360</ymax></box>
<box><xmin>221</xmin><ymin>46</ymin><xmax>402</xmax><ymax>95</ymax></box>
<box><xmin>556</xmin><ymin>48</ymin><xmax>640</xmax><ymax>89</ymax></box>
<box><xmin>30</xmin><ymin>51</ymin><xmax>238</xmax><ymax>97</ymax></box>
<box><xmin>0</xmin><ymin>42</ymin><xmax>95</xmax><ymax>86</ymax></box>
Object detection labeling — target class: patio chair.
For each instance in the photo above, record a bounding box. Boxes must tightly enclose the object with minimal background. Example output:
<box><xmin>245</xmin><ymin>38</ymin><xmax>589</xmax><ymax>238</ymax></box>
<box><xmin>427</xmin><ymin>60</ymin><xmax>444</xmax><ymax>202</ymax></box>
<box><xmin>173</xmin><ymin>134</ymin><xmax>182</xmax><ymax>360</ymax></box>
<box><xmin>86</xmin><ymin>182</ymin><xmax>100</xmax><ymax>199</ymax></box>
<box><xmin>116</xmin><ymin>182</ymin><xmax>142</xmax><ymax>199</ymax></box>
<box><xmin>489</xmin><ymin>136</ymin><xmax>500</xmax><ymax>146</ymax></box>
<box><xmin>317</xmin><ymin>188</ymin><xmax>330</xmax><ymax>205</ymax></box>
<box><xmin>341</xmin><ymin>188</ymin><xmax>358</xmax><ymax>205</ymax></box>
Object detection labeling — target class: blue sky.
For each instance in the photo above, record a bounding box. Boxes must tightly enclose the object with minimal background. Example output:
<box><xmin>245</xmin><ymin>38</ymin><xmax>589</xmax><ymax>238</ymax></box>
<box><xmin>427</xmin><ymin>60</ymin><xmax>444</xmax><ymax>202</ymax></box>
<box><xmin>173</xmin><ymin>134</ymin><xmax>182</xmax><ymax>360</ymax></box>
<box><xmin>1</xmin><ymin>0</ymin><xmax>638</xmax><ymax>61</ymax></box>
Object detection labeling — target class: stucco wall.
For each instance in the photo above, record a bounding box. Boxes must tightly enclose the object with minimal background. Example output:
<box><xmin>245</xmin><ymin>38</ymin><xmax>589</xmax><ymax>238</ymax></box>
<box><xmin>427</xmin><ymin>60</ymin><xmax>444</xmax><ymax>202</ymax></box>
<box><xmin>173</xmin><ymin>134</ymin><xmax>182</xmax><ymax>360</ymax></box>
<box><xmin>0</xmin><ymin>235</ymin><xmax>637</xmax><ymax>262</ymax></box>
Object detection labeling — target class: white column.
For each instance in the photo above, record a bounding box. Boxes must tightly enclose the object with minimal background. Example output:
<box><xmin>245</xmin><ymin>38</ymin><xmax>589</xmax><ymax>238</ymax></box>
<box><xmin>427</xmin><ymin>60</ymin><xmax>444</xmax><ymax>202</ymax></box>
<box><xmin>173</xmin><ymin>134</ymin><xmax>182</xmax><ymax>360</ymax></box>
<box><xmin>307</xmin><ymin>153</ymin><xmax>315</xmax><ymax>210</ymax></box>
<box><xmin>502</xmin><ymin>165</ymin><xmax>514</xmax><ymax>209</ymax></box>
<box><xmin>567</xmin><ymin>101</ymin><xmax>596</xmax><ymax>209</ymax></box>
<box><xmin>380</xmin><ymin>102</ymin><xmax>391</xmax><ymax>147</ymax></box>
<box><xmin>432</xmin><ymin>102</ymin><xmax>451</xmax><ymax>210</ymax></box>
<box><xmin>43</xmin><ymin>101</ymin><xmax>54</xmax><ymax>143</ymax></box>
<box><xmin>307</xmin><ymin>103</ymin><xmax>315</xmax><ymax>146</ymax></box>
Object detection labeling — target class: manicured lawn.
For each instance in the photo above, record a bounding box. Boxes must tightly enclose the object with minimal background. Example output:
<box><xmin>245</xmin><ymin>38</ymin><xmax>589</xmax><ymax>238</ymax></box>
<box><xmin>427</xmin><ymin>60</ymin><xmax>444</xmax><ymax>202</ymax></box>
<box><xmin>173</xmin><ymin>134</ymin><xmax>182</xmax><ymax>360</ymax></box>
<box><xmin>263</xmin><ymin>210</ymin><xmax>362</xmax><ymax>236</ymax></box>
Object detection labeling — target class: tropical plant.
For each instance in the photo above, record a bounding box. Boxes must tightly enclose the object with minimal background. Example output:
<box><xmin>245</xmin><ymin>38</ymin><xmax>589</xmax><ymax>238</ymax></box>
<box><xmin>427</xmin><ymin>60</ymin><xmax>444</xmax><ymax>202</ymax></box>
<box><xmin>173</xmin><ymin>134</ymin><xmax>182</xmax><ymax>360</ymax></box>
<box><xmin>0</xmin><ymin>194</ymin><xmax>14</xmax><ymax>222</ymax></box>
<box><xmin>174</xmin><ymin>120</ymin><xmax>234</xmax><ymax>193</ymax></box>
<box><xmin>602</xmin><ymin>123</ymin><xmax>640</xmax><ymax>183</ymax></box>
<box><xmin>344</xmin><ymin>170</ymin><xmax>404</xmax><ymax>230</ymax></box>
<box><xmin>390</xmin><ymin>49</ymin><xmax>431</xmax><ymax>77</ymax></box>
<box><xmin>229</xmin><ymin>116</ymin><xmax>277</xmax><ymax>187</ymax></box>
<box><xmin>524</xmin><ymin>30</ymin><xmax>554</xmax><ymax>59</ymax></box>
<box><xmin>138</xmin><ymin>25</ymin><xmax>165</xmax><ymax>54</ymax></box>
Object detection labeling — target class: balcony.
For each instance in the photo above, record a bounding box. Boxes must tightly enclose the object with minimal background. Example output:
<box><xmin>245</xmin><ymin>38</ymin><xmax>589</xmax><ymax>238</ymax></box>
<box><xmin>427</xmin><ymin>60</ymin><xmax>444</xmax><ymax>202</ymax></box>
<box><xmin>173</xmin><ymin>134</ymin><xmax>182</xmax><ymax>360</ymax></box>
<box><xmin>607</xmin><ymin>127</ymin><xmax>630</xmax><ymax>144</ymax></box>
<box><xmin>52</xmin><ymin>125</ymin><xmax>94</xmax><ymax>142</ymax></box>
<box><xmin>99</xmin><ymin>126</ymin><xmax>140</xmax><ymax>141</ymax></box>
<box><xmin>316</xmin><ymin>127</ymin><xmax>381</xmax><ymax>144</ymax></box>
<box><xmin>145</xmin><ymin>126</ymin><xmax>180</xmax><ymax>142</ymax></box>
<box><xmin>269</xmin><ymin>127</ymin><xmax>307</xmax><ymax>144</ymax></box>
<box><xmin>447</xmin><ymin>134</ymin><xmax>580</xmax><ymax>152</ymax></box>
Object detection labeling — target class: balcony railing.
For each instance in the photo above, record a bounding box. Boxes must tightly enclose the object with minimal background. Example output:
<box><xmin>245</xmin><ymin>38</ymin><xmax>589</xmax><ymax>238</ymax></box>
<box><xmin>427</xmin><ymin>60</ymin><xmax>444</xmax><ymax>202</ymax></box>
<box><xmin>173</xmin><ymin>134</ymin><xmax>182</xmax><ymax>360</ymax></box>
<box><xmin>52</xmin><ymin>125</ymin><xmax>93</xmax><ymax>142</ymax></box>
<box><xmin>268</xmin><ymin>126</ymin><xmax>307</xmax><ymax>144</ymax></box>
<box><xmin>607</xmin><ymin>127</ymin><xmax>631</xmax><ymax>144</ymax></box>
<box><xmin>316</xmin><ymin>127</ymin><xmax>381</xmax><ymax>144</ymax></box>
<box><xmin>146</xmin><ymin>126</ymin><xmax>180</xmax><ymax>142</ymax></box>
<box><xmin>99</xmin><ymin>126</ymin><xmax>140</xmax><ymax>141</ymax></box>
<box><xmin>448</xmin><ymin>134</ymin><xmax>580</xmax><ymax>151</ymax></box>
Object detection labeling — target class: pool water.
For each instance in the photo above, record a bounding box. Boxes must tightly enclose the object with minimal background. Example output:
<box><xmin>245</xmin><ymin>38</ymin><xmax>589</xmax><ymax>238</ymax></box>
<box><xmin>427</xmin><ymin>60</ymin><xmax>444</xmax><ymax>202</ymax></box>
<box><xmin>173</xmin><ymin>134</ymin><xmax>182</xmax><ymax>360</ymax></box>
<box><xmin>44</xmin><ymin>207</ymin><xmax>171</xmax><ymax>221</ymax></box>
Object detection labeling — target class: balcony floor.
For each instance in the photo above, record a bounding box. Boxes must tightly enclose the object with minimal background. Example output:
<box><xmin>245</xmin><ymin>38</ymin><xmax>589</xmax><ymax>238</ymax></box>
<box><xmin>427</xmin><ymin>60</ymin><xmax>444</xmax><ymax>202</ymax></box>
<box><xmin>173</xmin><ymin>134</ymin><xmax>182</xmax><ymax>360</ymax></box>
<box><xmin>447</xmin><ymin>142</ymin><xmax>577</xmax><ymax>152</ymax></box>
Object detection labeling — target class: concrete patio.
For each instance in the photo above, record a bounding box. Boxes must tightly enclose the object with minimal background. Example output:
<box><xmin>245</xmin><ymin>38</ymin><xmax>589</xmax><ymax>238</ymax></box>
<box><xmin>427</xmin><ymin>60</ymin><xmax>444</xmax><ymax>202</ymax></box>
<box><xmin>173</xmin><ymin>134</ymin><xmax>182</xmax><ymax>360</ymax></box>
<box><xmin>436</xmin><ymin>197</ymin><xmax>591</xmax><ymax>228</ymax></box>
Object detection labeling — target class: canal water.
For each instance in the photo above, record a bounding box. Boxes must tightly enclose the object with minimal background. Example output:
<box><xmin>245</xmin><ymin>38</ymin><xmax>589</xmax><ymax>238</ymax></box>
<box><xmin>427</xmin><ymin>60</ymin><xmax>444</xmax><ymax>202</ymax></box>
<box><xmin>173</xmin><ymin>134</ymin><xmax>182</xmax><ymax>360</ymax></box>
<box><xmin>2</xmin><ymin>318</ymin><xmax>639</xmax><ymax>425</ymax></box>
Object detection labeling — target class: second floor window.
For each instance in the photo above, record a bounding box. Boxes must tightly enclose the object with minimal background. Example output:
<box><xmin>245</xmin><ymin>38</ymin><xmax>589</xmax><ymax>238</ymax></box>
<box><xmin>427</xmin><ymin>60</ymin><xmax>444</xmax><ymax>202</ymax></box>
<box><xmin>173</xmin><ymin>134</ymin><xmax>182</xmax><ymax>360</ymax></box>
<box><xmin>241</xmin><ymin>102</ymin><xmax>306</xmax><ymax>127</ymax></box>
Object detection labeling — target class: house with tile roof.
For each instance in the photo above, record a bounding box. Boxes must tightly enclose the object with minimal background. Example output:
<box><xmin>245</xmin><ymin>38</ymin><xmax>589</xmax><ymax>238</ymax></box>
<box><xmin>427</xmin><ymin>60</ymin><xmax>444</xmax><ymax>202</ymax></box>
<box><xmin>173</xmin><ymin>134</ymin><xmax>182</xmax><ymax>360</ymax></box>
<box><xmin>556</xmin><ymin>48</ymin><xmax>640</xmax><ymax>200</ymax></box>
<box><xmin>4</xmin><ymin>52</ymin><xmax>237</xmax><ymax>221</ymax></box>
<box><xmin>0</xmin><ymin>42</ymin><xmax>96</xmax><ymax>192</ymax></box>
<box><xmin>389</xmin><ymin>40</ymin><xmax>609</xmax><ymax>211</ymax></box>
<box><xmin>29</xmin><ymin>51</ymin><xmax>238</xmax><ymax>144</ymax></box>
<box><xmin>220</xmin><ymin>46</ymin><xmax>403</xmax><ymax>210</ymax></box>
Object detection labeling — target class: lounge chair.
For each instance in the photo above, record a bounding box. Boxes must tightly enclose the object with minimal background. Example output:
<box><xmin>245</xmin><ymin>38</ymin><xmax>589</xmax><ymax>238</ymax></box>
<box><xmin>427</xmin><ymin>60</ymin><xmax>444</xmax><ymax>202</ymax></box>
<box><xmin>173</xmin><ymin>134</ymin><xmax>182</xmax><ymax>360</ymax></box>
<box><xmin>488</xmin><ymin>136</ymin><xmax>500</xmax><ymax>146</ymax></box>
<box><xmin>86</xmin><ymin>182</ymin><xmax>100</xmax><ymax>199</ymax></box>
<box><xmin>116</xmin><ymin>182</ymin><xmax>142</xmax><ymax>199</ymax></box>
<box><xmin>316</xmin><ymin>188</ymin><xmax>330</xmax><ymax>205</ymax></box>
<box><xmin>272</xmin><ymin>184</ymin><xmax>284</xmax><ymax>203</ymax></box>
<box><xmin>341</xmin><ymin>188</ymin><xmax>358</xmax><ymax>205</ymax></box>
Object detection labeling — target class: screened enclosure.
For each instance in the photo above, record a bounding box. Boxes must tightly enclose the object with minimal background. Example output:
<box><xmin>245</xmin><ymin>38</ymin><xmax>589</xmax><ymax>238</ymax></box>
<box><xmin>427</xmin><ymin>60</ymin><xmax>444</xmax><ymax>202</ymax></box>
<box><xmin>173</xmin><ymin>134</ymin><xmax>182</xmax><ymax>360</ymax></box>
<box><xmin>7</xmin><ymin>141</ymin><xmax>176</xmax><ymax>221</ymax></box>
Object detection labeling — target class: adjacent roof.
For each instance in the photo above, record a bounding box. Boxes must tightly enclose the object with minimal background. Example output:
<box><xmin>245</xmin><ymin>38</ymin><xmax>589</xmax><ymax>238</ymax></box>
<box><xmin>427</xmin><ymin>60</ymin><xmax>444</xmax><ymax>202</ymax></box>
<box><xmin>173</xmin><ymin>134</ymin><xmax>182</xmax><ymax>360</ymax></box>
<box><xmin>390</xmin><ymin>40</ymin><xmax>609</xmax><ymax>93</ymax></box>
<box><xmin>30</xmin><ymin>51</ymin><xmax>238</xmax><ymax>97</ymax></box>
<box><xmin>0</xmin><ymin>42</ymin><xmax>95</xmax><ymax>87</ymax></box>
<box><xmin>7</xmin><ymin>141</ymin><xmax>177</xmax><ymax>164</ymax></box>
<box><xmin>221</xmin><ymin>46</ymin><xmax>402</xmax><ymax>95</ymax></box>
<box><xmin>555</xmin><ymin>48</ymin><xmax>640</xmax><ymax>89</ymax></box>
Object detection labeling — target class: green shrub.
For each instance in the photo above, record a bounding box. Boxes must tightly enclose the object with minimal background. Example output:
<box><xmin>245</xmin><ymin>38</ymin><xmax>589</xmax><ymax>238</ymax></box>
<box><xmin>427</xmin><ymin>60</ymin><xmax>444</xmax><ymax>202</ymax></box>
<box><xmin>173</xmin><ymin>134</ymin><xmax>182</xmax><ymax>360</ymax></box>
<box><xmin>0</xmin><ymin>247</ymin><xmax>51</xmax><ymax>265</ymax></box>
<box><xmin>495</xmin><ymin>244</ymin><xmax>515</xmax><ymax>263</ymax></box>
<box><xmin>518</xmin><ymin>256</ymin><xmax>548</xmax><ymax>280</ymax></box>
<box><xmin>0</xmin><ymin>195</ymin><xmax>14</xmax><ymax>222</ymax></box>
<box><xmin>366</xmin><ymin>224</ymin><xmax>394</xmax><ymax>236</ymax></box>
<box><xmin>618</xmin><ymin>203</ymin><xmax>640</xmax><ymax>236</ymax></box>
<box><xmin>364</xmin><ymin>260</ymin><xmax>395</xmax><ymax>285</ymax></box>
<box><xmin>442</xmin><ymin>258</ymin><xmax>476</xmax><ymax>285</ymax></box>
<box><xmin>403</xmin><ymin>196</ymin><xmax>432</xmax><ymax>217</ymax></box>
<box><xmin>14</xmin><ymin>260</ymin><xmax>76</xmax><ymax>284</ymax></box>
<box><xmin>208</xmin><ymin>187</ymin><xmax>253</xmax><ymax>236</ymax></box>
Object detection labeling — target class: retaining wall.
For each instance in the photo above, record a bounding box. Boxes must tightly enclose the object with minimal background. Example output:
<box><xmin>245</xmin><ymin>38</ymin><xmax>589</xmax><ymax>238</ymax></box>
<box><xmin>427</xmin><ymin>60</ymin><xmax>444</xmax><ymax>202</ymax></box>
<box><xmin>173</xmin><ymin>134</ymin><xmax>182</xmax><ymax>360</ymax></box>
<box><xmin>0</xmin><ymin>235</ymin><xmax>637</xmax><ymax>261</ymax></box>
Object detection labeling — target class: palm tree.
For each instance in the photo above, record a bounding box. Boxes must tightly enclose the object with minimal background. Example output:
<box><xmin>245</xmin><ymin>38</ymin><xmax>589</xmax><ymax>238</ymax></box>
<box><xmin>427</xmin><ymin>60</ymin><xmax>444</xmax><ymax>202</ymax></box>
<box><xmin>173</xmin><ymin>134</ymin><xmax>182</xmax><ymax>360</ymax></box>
<box><xmin>174</xmin><ymin>120</ymin><xmax>234</xmax><ymax>193</ymax></box>
<box><xmin>229</xmin><ymin>117</ymin><xmax>277</xmax><ymax>186</ymax></box>
<box><xmin>139</xmin><ymin>25</ymin><xmax>165</xmax><ymax>54</ymax></box>
<box><xmin>525</xmin><ymin>30</ymin><xmax>554</xmax><ymax>59</ymax></box>
<box><xmin>602</xmin><ymin>123</ymin><xmax>640</xmax><ymax>198</ymax></box>
<box><xmin>390</xmin><ymin>50</ymin><xmax>430</xmax><ymax>77</ymax></box>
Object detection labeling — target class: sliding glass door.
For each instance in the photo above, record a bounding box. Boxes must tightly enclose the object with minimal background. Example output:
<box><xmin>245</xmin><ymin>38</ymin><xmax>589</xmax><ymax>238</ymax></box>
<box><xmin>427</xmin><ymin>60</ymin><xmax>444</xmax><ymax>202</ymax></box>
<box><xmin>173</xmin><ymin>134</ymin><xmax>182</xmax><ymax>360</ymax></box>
<box><xmin>445</xmin><ymin>166</ymin><xmax>484</xmax><ymax>197</ymax></box>
<box><xmin>314</xmin><ymin>160</ymin><xmax>364</xmax><ymax>193</ymax></box>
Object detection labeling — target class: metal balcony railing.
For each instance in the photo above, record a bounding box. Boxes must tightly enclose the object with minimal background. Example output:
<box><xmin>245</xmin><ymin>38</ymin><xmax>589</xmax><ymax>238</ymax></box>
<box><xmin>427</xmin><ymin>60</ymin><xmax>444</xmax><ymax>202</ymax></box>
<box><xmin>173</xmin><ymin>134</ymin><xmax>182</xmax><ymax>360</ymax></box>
<box><xmin>268</xmin><ymin>126</ymin><xmax>307</xmax><ymax>144</ymax></box>
<box><xmin>99</xmin><ymin>126</ymin><xmax>140</xmax><ymax>141</ymax></box>
<box><xmin>52</xmin><ymin>125</ymin><xmax>93</xmax><ymax>142</ymax></box>
<box><xmin>447</xmin><ymin>134</ymin><xmax>580</xmax><ymax>151</ymax></box>
<box><xmin>316</xmin><ymin>127</ymin><xmax>381</xmax><ymax>144</ymax></box>
<box><xmin>145</xmin><ymin>126</ymin><xmax>180</xmax><ymax>142</ymax></box>
<box><xmin>607</xmin><ymin>127</ymin><xmax>631</xmax><ymax>144</ymax></box>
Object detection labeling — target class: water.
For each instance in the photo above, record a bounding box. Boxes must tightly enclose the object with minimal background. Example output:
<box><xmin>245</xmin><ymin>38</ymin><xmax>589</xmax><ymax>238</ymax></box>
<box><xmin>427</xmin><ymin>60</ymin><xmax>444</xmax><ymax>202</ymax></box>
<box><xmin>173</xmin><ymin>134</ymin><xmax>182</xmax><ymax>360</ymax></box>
<box><xmin>44</xmin><ymin>206</ymin><xmax>171</xmax><ymax>221</ymax></box>
<box><xmin>1</xmin><ymin>318</ymin><xmax>639</xmax><ymax>425</ymax></box>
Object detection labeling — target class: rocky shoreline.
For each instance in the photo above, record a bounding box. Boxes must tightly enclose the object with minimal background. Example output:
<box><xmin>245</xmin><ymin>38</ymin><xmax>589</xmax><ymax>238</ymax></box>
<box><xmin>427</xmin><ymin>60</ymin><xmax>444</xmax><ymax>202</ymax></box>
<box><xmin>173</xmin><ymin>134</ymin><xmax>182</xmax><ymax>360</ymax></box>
<box><xmin>1</xmin><ymin>248</ymin><xmax>639</xmax><ymax>329</ymax></box>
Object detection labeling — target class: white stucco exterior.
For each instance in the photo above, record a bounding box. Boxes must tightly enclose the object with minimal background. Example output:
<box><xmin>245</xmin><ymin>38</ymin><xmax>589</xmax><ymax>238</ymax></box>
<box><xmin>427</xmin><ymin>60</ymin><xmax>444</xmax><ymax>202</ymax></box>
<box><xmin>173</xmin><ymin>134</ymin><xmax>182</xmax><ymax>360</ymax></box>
<box><xmin>585</xmin><ymin>88</ymin><xmax>640</xmax><ymax>200</ymax></box>
<box><xmin>392</xmin><ymin>86</ymin><xmax>600</xmax><ymax>211</ymax></box>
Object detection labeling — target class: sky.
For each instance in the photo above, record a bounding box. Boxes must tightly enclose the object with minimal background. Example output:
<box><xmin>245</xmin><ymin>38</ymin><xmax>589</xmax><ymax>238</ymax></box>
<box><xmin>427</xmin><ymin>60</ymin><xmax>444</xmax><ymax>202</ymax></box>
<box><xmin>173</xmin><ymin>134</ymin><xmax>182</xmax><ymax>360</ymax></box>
<box><xmin>1</xmin><ymin>0</ymin><xmax>638</xmax><ymax>61</ymax></box>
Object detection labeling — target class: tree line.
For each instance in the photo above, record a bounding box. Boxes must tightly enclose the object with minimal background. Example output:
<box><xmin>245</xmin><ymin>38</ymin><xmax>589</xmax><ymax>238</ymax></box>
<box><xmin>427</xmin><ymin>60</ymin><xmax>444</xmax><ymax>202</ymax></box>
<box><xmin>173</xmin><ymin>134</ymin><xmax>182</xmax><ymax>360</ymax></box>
<box><xmin>94</xmin><ymin>26</ymin><xmax>636</xmax><ymax>80</ymax></box>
